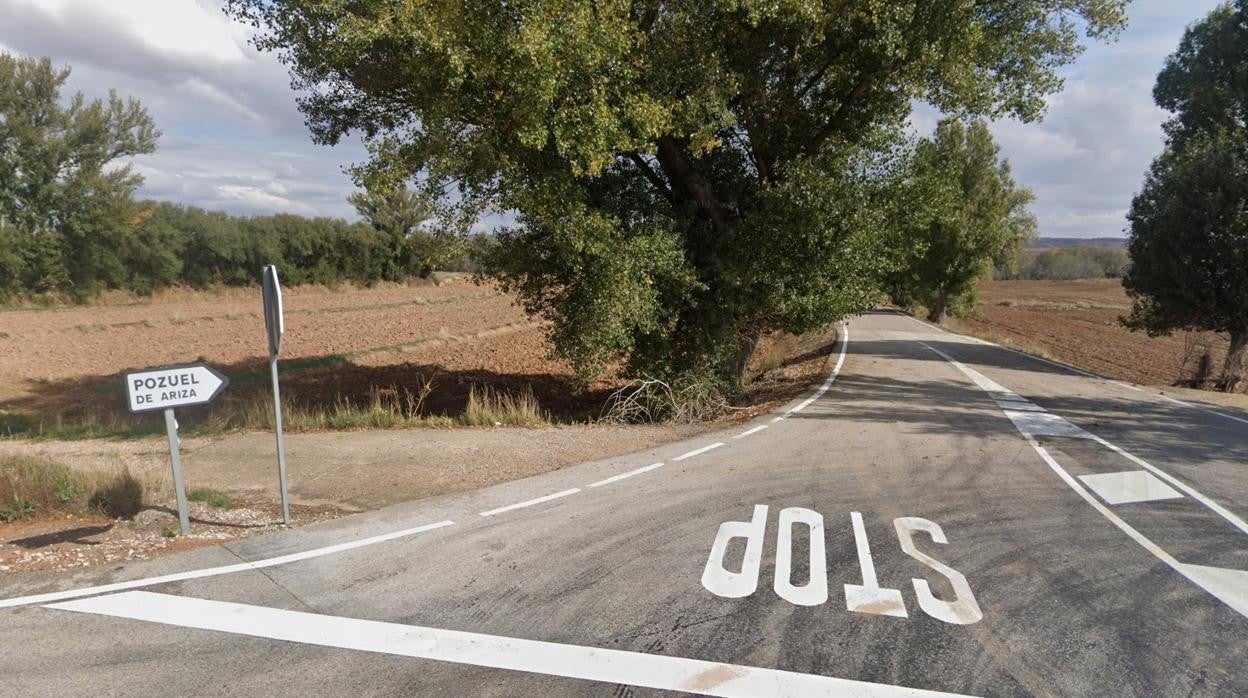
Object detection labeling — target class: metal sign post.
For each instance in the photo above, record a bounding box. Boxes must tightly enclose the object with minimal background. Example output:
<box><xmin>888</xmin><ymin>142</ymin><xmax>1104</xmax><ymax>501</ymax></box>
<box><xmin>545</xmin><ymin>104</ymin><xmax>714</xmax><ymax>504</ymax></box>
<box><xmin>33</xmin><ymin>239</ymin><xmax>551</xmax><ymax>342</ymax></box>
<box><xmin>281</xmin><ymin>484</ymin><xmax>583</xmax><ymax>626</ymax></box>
<box><xmin>263</xmin><ymin>264</ymin><xmax>291</xmax><ymax>525</ymax></box>
<box><xmin>124</xmin><ymin>363</ymin><xmax>229</xmax><ymax>535</ymax></box>
<box><xmin>163</xmin><ymin>410</ymin><xmax>190</xmax><ymax>534</ymax></box>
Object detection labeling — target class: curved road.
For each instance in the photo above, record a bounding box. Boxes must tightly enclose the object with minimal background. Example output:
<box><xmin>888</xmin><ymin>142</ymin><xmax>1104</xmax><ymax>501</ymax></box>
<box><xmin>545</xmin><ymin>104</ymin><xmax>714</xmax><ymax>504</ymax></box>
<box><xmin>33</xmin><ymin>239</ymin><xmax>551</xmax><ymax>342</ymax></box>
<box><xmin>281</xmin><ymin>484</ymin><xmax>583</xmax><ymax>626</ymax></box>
<box><xmin>3</xmin><ymin>311</ymin><xmax>1246</xmax><ymax>696</ymax></box>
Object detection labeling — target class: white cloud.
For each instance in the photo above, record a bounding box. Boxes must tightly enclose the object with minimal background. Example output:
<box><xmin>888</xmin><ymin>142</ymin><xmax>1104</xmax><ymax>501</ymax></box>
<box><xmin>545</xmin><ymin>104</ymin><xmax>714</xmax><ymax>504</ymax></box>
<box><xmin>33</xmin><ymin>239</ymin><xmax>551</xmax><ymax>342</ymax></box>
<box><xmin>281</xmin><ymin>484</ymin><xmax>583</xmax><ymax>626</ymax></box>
<box><xmin>0</xmin><ymin>0</ymin><xmax>364</xmax><ymax>218</ymax></box>
<box><xmin>0</xmin><ymin>0</ymin><xmax>1231</xmax><ymax>234</ymax></box>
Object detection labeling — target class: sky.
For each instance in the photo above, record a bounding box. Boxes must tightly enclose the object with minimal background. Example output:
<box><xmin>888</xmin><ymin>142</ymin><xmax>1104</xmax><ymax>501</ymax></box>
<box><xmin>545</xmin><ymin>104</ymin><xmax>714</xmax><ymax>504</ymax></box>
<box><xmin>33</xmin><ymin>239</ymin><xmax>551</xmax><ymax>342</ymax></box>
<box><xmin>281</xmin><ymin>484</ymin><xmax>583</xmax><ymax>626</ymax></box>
<box><xmin>0</xmin><ymin>0</ymin><xmax>1228</xmax><ymax>237</ymax></box>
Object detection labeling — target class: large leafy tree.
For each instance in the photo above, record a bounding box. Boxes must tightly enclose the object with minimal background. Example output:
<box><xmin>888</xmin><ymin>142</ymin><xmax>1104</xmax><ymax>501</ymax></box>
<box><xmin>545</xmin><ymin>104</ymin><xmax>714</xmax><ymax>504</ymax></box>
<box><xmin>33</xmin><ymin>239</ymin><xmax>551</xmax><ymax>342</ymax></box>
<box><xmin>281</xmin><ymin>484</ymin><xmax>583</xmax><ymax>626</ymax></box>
<box><xmin>229</xmin><ymin>0</ymin><xmax>1124</xmax><ymax>388</ymax></box>
<box><xmin>1123</xmin><ymin>2</ymin><xmax>1248</xmax><ymax>392</ymax></box>
<box><xmin>889</xmin><ymin>119</ymin><xmax>1035</xmax><ymax>323</ymax></box>
<box><xmin>0</xmin><ymin>53</ymin><xmax>159</xmax><ymax>297</ymax></box>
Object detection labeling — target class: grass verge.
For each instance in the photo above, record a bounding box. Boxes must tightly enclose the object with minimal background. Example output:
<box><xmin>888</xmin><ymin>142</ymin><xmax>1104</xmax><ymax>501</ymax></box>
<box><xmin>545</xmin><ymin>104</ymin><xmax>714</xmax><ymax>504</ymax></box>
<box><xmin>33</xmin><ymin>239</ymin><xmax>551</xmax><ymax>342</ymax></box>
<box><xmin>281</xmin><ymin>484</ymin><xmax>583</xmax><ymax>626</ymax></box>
<box><xmin>187</xmin><ymin>487</ymin><xmax>234</xmax><ymax>510</ymax></box>
<box><xmin>0</xmin><ymin>455</ymin><xmax>145</xmax><ymax>522</ymax></box>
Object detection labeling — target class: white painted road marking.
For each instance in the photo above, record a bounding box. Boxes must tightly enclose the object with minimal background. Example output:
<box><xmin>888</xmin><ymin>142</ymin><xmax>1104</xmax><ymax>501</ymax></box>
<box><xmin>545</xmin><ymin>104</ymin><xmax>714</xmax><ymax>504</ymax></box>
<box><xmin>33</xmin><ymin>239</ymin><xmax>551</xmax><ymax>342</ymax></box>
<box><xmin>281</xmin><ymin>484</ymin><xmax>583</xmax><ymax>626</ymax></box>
<box><xmin>921</xmin><ymin>341</ymin><xmax>1248</xmax><ymax>537</ymax></box>
<box><xmin>733</xmin><ymin>425</ymin><xmax>768</xmax><ymax>439</ymax></box>
<box><xmin>785</xmin><ymin>324</ymin><xmax>850</xmax><ymax>416</ymax></box>
<box><xmin>0</xmin><ymin>520</ymin><xmax>455</xmax><ymax>610</ymax></box>
<box><xmin>894</xmin><ymin>518</ymin><xmax>983</xmax><ymax>625</ymax></box>
<box><xmin>673</xmin><ymin>442</ymin><xmax>725</xmax><ymax>462</ymax></box>
<box><xmin>774</xmin><ymin>507</ymin><xmax>829</xmax><ymax>606</ymax></box>
<box><xmin>844</xmin><ymin>511</ymin><xmax>907</xmax><ymax>618</ymax></box>
<box><xmin>920</xmin><ymin>341</ymin><xmax>1248</xmax><ymax>620</ymax></box>
<box><xmin>47</xmin><ymin>592</ymin><xmax>971</xmax><ymax>698</ymax></box>
<box><xmin>1079</xmin><ymin>471</ymin><xmax>1183</xmax><ymax>505</ymax></box>
<box><xmin>1029</xmin><ymin>439</ymin><xmax>1248</xmax><ymax>619</ymax></box>
<box><xmin>478</xmin><ymin>488</ymin><xmax>580</xmax><ymax>517</ymax></box>
<box><xmin>701</xmin><ymin>505</ymin><xmax>769</xmax><ymax>599</ymax></box>
<box><xmin>1090</xmin><ymin>435</ymin><xmax>1248</xmax><ymax>537</ymax></box>
<box><xmin>588</xmin><ymin>462</ymin><xmax>665</xmax><ymax>488</ymax></box>
<box><xmin>905</xmin><ymin>312</ymin><xmax>1248</xmax><ymax>427</ymax></box>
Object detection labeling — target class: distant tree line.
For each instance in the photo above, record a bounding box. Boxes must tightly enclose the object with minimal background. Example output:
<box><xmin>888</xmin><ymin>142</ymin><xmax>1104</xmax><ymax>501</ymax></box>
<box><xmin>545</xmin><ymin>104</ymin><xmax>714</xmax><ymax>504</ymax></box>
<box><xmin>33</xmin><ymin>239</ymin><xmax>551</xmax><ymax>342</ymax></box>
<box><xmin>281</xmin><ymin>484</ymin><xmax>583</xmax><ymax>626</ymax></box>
<box><xmin>1</xmin><ymin>198</ymin><xmax>487</xmax><ymax>301</ymax></box>
<box><xmin>0</xmin><ymin>53</ymin><xmax>484</xmax><ymax>302</ymax></box>
<box><xmin>994</xmin><ymin>246</ymin><xmax>1129</xmax><ymax>281</ymax></box>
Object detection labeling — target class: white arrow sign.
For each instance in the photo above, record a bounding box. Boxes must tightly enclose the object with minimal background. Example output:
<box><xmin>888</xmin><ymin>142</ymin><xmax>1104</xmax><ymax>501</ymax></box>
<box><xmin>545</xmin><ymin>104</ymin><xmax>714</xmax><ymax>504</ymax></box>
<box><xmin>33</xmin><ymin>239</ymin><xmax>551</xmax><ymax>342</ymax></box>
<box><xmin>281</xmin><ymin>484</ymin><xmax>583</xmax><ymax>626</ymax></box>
<box><xmin>124</xmin><ymin>364</ymin><xmax>229</xmax><ymax>413</ymax></box>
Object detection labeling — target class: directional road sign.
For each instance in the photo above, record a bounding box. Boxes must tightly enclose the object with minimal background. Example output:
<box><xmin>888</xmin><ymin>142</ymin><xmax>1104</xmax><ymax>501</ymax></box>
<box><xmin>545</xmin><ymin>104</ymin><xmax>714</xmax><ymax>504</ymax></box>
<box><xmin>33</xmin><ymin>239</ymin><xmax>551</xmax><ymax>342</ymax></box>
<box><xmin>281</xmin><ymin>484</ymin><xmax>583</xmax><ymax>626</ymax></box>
<box><xmin>124</xmin><ymin>364</ymin><xmax>229</xmax><ymax>413</ymax></box>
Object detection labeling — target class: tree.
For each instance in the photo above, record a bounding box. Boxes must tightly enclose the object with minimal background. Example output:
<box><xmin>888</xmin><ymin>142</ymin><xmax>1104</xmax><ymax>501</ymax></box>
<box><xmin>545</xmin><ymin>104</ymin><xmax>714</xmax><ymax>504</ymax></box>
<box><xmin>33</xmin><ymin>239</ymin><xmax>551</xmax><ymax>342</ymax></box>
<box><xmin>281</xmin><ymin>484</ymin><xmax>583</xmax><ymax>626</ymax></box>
<box><xmin>889</xmin><ymin>119</ymin><xmax>1036</xmax><ymax>323</ymax></box>
<box><xmin>349</xmin><ymin>183</ymin><xmax>428</xmax><ymax>279</ymax></box>
<box><xmin>229</xmin><ymin>0</ymin><xmax>1125</xmax><ymax>389</ymax></box>
<box><xmin>1123</xmin><ymin>2</ymin><xmax>1248</xmax><ymax>392</ymax></box>
<box><xmin>0</xmin><ymin>53</ymin><xmax>159</xmax><ymax>297</ymax></box>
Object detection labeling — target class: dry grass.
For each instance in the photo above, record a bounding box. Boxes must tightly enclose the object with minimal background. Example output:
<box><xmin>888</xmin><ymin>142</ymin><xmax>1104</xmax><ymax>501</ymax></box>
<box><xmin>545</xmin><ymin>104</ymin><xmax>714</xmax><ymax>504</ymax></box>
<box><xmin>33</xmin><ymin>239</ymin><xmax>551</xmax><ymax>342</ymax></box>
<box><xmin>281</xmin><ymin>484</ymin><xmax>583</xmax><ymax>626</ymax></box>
<box><xmin>462</xmin><ymin>385</ymin><xmax>549</xmax><ymax>427</ymax></box>
<box><xmin>0</xmin><ymin>454</ymin><xmax>147</xmax><ymax>522</ymax></box>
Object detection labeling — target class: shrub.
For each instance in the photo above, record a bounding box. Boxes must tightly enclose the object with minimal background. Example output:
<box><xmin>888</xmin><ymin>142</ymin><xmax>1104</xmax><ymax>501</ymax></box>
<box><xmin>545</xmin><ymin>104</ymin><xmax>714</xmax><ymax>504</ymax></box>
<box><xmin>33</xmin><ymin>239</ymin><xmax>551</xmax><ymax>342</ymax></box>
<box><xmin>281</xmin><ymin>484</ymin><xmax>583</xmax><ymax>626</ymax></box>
<box><xmin>87</xmin><ymin>469</ymin><xmax>144</xmax><ymax>519</ymax></box>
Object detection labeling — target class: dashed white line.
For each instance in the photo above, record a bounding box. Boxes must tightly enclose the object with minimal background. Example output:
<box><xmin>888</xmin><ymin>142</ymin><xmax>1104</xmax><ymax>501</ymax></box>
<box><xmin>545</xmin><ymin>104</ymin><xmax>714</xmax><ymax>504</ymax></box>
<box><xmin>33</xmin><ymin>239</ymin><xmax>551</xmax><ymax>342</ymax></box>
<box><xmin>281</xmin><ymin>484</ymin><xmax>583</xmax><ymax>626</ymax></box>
<box><xmin>772</xmin><ymin>416</ymin><xmax>785</xmax><ymax>423</ymax></box>
<box><xmin>733</xmin><ymin>425</ymin><xmax>768</xmax><ymax>439</ymax></box>
<box><xmin>0</xmin><ymin>519</ymin><xmax>455</xmax><ymax>610</ymax></box>
<box><xmin>588</xmin><ymin>462</ymin><xmax>665</xmax><ymax>488</ymax></box>
<box><xmin>672</xmin><ymin>442</ymin><xmax>725</xmax><ymax>462</ymax></box>
<box><xmin>478</xmin><ymin>489</ymin><xmax>580</xmax><ymax>517</ymax></box>
<box><xmin>49</xmin><ymin>591</ymin><xmax>972</xmax><ymax>697</ymax></box>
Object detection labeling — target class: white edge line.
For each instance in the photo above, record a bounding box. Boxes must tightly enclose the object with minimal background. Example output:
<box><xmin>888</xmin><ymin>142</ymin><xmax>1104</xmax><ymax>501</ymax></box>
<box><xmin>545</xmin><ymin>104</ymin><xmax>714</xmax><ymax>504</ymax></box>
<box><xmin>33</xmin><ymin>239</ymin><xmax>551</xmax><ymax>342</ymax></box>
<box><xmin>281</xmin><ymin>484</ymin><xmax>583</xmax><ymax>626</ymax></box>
<box><xmin>47</xmin><ymin>591</ymin><xmax>970</xmax><ymax>698</ymax></box>
<box><xmin>902</xmin><ymin>312</ymin><xmax>1248</xmax><ymax>427</ymax></box>
<box><xmin>671</xmin><ymin>442</ymin><xmax>725</xmax><ymax>462</ymax></box>
<box><xmin>478</xmin><ymin>488</ymin><xmax>580</xmax><ymax>517</ymax></box>
<box><xmin>588</xmin><ymin>462</ymin><xmax>664</xmax><ymax>488</ymax></box>
<box><xmin>0</xmin><ymin>520</ymin><xmax>455</xmax><ymax>610</ymax></box>
<box><xmin>786</xmin><ymin>324</ymin><xmax>850</xmax><ymax>415</ymax></box>
<box><xmin>733</xmin><ymin>425</ymin><xmax>768</xmax><ymax>439</ymax></box>
<box><xmin>921</xmin><ymin>338</ymin><xmax>1247</xmax><ymax>618</ymax></box>
<box><xmin>921</xmin><ymin>340</ymin><xmax>1248</xmax><ymax>538</ymax></box>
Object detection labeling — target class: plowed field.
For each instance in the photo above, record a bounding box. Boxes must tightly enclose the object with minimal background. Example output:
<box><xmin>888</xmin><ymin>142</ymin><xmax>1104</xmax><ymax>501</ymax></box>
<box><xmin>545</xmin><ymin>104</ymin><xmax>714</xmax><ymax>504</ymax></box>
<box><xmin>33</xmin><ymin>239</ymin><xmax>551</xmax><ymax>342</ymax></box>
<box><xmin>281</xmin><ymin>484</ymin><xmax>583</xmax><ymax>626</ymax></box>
<box><xmin>951</xmin><ymin>279</ymin><xmax>1234</xmax><ymax>389</ymax></box>
<box><xmin>0</xmin><ymin>277</ymin><xmax>838</xmax><ymax>435</ymax></box>
<box><xmin>0</xmin><ymin>277</ymin><xmax>598</xmax><ymax>430</ymax></box>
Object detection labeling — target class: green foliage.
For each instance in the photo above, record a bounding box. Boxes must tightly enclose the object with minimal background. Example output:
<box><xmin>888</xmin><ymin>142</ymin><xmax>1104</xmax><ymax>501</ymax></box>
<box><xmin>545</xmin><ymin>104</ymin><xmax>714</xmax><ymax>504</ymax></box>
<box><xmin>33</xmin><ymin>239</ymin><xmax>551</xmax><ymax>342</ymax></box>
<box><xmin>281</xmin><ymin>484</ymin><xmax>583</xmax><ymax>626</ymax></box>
<box><xmin>1124</xmin><ymin>1</ymin><xmax>1248</xmax><ymax>391</ymax></box>
<box><xmin>187</xmin><ymin>488</ymin><xmax>235</xmax><ymax>510</ymax></box>
<box><xmin>996</xmin><ymin>246</ymin><xmax>1129</xmax><ymax>280</ymax></box>
<box><xmin>0</xmin><ymin>53</ymin><xmax>159</xmax><ymax>300</ymax></box>
<box><xmin>887</xmin><ymin>120</ymin><xmax>1036</xmax><ymax>321</ymax></box>
<box><xmin>229</xmin><ymin>0</ymin><xmax>1123</xmax><ymax>388</ymax></box>
<box><xmin>349</xmin><ymin>183</ymin><xmax>461</xmax><ymax>279</ymax></box>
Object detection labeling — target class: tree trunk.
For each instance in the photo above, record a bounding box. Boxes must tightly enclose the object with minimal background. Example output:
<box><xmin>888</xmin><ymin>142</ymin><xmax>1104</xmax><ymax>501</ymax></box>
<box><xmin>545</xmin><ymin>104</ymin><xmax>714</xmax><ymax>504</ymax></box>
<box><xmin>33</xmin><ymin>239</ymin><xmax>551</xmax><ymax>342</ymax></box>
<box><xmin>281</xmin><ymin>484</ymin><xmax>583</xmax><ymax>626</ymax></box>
<box><xmin>1222</xmin><ymin>329</ymin><xmax>1248</xmax><ymax>393</ymax></box>
<box><xmin>727</xmin><ymin>327</ymin><xmax>763</xmax><ymax>389</ymax></box>
<box><xmin>926</xmin><ymin>289</ymin><xmax>948</xmax><ymax>324</ymax></box>
<box><xmin>654</xmin><ymin>136</ymin><xmax>732</xmax><ymax>228</ymax></box>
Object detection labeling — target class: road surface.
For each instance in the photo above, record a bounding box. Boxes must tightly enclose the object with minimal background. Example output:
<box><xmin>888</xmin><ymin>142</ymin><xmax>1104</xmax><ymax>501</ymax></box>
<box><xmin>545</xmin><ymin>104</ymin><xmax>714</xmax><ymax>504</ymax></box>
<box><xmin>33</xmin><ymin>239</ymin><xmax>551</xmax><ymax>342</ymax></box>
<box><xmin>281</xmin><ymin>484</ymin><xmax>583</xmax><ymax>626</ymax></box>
<box><xmin>3</xmin><ymin>311</ymin><xmax>1246</xmax><ymax>696</ymax></box>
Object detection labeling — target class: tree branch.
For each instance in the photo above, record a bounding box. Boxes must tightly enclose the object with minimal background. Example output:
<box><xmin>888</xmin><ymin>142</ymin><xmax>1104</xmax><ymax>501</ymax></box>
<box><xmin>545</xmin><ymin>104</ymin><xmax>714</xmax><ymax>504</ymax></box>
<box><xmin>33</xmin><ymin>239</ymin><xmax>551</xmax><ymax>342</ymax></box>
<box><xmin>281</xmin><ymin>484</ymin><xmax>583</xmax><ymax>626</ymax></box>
<box><xmin>627</xmin><ymin>152</ymin><xmax>676</xmax><ymax>204</ymax></box>
<box><xmin>654</xmin><ymin>136</ymin><xmax>732</xmax><ymax>228</ymax></box>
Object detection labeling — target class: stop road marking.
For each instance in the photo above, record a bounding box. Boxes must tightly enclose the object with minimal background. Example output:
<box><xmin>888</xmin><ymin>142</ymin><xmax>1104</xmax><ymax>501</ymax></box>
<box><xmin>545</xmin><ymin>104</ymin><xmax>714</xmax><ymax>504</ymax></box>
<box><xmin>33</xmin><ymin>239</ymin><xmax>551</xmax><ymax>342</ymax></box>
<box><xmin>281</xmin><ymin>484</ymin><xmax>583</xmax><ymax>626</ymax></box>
<box><xmin>701</xmin><ymin>505</ymin><xmax>982</xmax><ymax>625</ymax></box>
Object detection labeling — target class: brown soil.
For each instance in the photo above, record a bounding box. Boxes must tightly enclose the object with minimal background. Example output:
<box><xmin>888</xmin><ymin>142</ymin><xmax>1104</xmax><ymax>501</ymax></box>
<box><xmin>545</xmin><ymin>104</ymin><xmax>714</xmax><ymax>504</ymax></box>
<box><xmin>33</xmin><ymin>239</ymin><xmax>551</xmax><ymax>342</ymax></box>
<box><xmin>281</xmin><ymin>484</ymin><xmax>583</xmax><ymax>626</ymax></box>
<box><xmin>950</xmin><ymin>280</ymin><xmax>1237</xmax><ymax>391</ymax></box>
<box><xmin>0</xmin><ymin>276</ymin><xmax>617</xmax><ymax>431</ymax></box>
<box><xmin>0</xmin><ymin>277</ymin><xmax>842</xmax><ymax>575</ymax></box>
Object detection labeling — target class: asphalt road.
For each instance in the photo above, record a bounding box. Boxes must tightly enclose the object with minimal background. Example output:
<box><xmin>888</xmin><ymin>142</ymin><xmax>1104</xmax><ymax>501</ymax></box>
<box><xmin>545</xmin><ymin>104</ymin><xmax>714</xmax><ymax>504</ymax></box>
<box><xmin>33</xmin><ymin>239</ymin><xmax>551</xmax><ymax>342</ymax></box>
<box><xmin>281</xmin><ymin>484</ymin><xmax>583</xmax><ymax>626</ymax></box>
<box><xmin>3</xmin><ymin>310</ymin><xmax>1246</xmax><ymax>696</ymax></box>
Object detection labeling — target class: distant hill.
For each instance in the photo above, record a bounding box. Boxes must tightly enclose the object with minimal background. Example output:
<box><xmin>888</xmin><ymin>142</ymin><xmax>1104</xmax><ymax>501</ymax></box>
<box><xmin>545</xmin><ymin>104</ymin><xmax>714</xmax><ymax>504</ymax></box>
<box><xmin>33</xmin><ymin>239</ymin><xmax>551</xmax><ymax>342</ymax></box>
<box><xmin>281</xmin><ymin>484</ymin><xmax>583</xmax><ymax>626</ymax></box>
<box><xmin>1029</xmin><ymin>237</ymin><xmax>1126</xmax><ymax>249</ymax></box>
